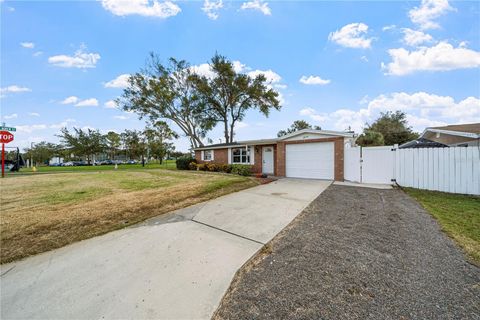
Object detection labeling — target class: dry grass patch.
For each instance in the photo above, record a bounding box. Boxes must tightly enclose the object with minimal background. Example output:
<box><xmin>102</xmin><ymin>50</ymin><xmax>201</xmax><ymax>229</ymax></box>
<box><xmin>1</xmin><ymin>169</ymin><xmax>259</xmax><ymax>263</ymax></box>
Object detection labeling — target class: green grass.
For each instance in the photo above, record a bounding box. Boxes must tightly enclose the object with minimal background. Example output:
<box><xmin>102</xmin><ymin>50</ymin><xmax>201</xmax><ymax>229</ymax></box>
<box><xmin>405</xmin><ymin>188</ymin><xmax>480</xmax><ymax>265</ymax></box>
<box><xmin>1</xmin><ymin>168</ymin><xmax>260</xmax><ymax>263</ymax></box>
<box><xmin>10</xmin><ymin>160</ymin><xmax>177</xmax><ymax>175</ymax></box>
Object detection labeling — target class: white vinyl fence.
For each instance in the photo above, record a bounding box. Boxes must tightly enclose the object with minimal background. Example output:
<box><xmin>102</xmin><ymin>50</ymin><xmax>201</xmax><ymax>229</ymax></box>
<box><xmin>344</xmin><ymin>145</ymin><xmax>480</xmax><ymax>195</ymax></box>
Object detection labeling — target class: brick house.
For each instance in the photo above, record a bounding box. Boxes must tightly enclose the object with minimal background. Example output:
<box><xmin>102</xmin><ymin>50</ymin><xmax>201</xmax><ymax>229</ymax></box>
<box><xmin>194</xmin><ymin>129</ymin><xmax>356</xmax><ymax>181</ymax></box>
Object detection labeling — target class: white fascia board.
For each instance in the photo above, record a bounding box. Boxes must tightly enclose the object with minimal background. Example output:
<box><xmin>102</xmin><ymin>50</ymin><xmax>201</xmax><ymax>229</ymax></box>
<box><xmin>423</xmin><ymin>128</ymin><xmax>480</xmax><ymax>139</ymax></box>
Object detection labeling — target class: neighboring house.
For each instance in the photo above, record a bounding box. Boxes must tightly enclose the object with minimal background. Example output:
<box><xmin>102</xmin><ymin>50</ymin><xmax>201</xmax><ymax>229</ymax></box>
<box><xmin>399</xmin><ymin>137</ymin><xmax>448</xmax><ymax>149</ymax></box>
<box><xmin>194</xmin><ymin>129</ymin><xmax>356</xmax><ymax>181</ymax></box>
<box><xmin>405</xmin><ymin>123</ymin><xmax>480</xmax><ymax>148</ymax></box>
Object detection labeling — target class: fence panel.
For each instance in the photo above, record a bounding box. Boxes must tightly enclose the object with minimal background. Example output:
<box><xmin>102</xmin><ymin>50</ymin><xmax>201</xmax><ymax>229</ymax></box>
<box><xmin>362</xmin><ymin>146</ymin><xmax>396</xmax><ymax>184</ymax></box>
<box><xmin>396</xmin><ymin>146</ymin><xmax>479</xmax><ymax>195</ymax></box>
<box><xmin>344</xmin><ymin>147</ymin><xmax>361</xmax><ymax>182</ymax></box>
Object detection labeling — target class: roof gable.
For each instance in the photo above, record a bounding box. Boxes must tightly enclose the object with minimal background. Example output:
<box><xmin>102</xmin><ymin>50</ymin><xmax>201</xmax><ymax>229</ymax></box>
<box><xmin>278</xmin><ymin>129</ymin><xmax>355</xmax><ymax>141</ymax></box>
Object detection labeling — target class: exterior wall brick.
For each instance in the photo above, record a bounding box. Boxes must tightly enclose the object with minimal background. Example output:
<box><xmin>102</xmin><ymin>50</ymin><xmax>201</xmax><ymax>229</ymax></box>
<box><xmin>276</xmin><ymin>142</ymin><xmax>286</xmax><ymax>176</ymax></box>
<box><xmin>195</xmin><ymin>148</ymin><xmax>228</xmax><ymax>164</ymax></box>
<box><xmin>195</xmin><ymin>138</ymin><xmax>344</xmax><ymax>181</ymax></box>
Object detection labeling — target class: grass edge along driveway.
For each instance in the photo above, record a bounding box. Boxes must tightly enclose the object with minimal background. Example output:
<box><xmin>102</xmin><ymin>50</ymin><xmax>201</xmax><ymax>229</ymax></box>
<box><xmin>404</xmin><ymin>188</ymin><xmax>480</xmax><ymax>265</ymax></box>
<box><xmin>1</xmin><ymin>169</ymin><xmax>260</xmax><ymax>264</ymax></box>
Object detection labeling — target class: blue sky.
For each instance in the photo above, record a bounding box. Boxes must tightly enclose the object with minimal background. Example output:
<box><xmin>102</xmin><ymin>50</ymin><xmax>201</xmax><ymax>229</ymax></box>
<box><xmin>1</xmin><ymin>0</ymin><xmax>479</xmax><ymax>151</ymax></box>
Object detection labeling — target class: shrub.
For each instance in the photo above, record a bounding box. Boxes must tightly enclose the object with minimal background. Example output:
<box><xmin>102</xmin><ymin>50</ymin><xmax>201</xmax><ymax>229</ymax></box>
<box><xmin>188</xmin><ymin>162</ymin><xmax>197</xmax><ymax>170</ymax></box>
<box><xmin>196</xmin><ymin>163</ymin><xmax>208</xmax><ymax>171</ymax></box>
<box><xmin>221</xmin><ymin>164</ymin><xmax>233</xmax><ymax>173</ymax></box>
<box><xmin>231</xmin><ymin>164</ymin><xmax>253</xmax><ymax>176</ymax></box>
<box><xmin>176</xmin><ymin>157</ymin><xmax>196</xmax><ymax>170</ymax></box>
<box><xmin>206</xmin><ymin>163</ymin><xmax>221</xmax><ymax>172</ymax></box>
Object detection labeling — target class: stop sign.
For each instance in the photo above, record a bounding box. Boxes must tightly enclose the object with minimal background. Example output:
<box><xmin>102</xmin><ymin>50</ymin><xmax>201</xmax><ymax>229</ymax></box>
<box><xmin>0</xmin><ymin>131</ymin><xmax>14</xmax><ymax>144</ymax></box>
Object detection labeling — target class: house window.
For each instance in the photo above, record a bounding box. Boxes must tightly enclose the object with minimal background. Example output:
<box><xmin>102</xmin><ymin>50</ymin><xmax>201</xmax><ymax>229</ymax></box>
<box><xmin>232</xmin><ymin>147</ymin><xmax>250</xmax><ymax>164</ymax></box>
<box><xmin>203</xmin><ymin>150</ymin><xmax>213</xmax><ymax>161</ymax></box>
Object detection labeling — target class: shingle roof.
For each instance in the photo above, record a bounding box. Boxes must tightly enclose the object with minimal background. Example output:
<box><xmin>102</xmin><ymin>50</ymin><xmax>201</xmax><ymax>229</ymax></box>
<box><xmin>399</xmin><ymin>138</ymin><xmax>449</xmax><ymax>149</ymax></box>
<box><xmin>430</xmin><ymin>123</ymin><xmax>480</xmax><ymax>134</ymax></box>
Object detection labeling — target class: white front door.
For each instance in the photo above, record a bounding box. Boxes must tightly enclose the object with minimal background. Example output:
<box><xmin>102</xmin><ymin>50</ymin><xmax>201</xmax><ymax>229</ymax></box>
<box><xmin>262</xmin><ymin>146</ymin><xmax>274</xmax><ymax>174</ymax></box>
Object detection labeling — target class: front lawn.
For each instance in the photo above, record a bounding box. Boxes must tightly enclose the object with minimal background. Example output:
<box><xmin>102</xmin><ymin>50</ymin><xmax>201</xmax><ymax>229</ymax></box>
<box><xmin>405</xmin><ymin>188</ymin><xmax>480</xmax><ymax>265</ymax></box>
<box><xmin>0</xmin><ymin>169</ymin><xmax>259</xmax><ymax>264</ymax></box>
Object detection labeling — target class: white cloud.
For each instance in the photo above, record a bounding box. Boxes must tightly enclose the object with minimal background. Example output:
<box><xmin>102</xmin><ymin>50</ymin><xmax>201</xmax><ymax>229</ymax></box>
<box><xmin>190</xmin><ymin>63</ymin><xmax>216</xmax><ymax>78</ymax></box>
<box><xmin>382</xmin><ymin>25</ymin><xmax>396</xmax><ymax>32</ymax></box>
<box><xmin>202</xmin><ymin>0</ymin><xmax>223</xmax><ymax>20</ymax></box>
<box><xmin>114</xmin><ymin>115</ymin><xmax>129</xmax><ymax>120</ymax></box>
<box><xmin>49</xmin><ymin>119</ymin><xmax>76</xmax><ymax>129</ymax></box>
<box><xmin>248</xmin><ymin>69</ymin><xmax>281</xmax><ymax>83</ymax></box>
<box><xmin>360</xmin><ymin>56</ymin><xmax>369</xmax><ymax>62</ymax></box>
<box><xmin>383</xmin><ymin>41</ymin><xmax>480</xmax><ymax>76</ymax></box>
<box><xmin>16</xmin><ymin>124</ymin><xmax>48</xmax><ymax>133</ymax></box>
<box><xmin>299</xmin><ymin>108</ymin><xmax>316</xmax><ymax>116</ymax></box>
<box><xmin>104</xmin><ymin>74</ymin><xmax>130</xmax><ymax>88</ymax></box>
<box><xmin>409</xmin><ymin>0</ymin><xmax>454</xmax><ymax>30</ymax></box>
<box><xmin>20</xmin><ymin>42</ymin><xmax>34</xmax><ymax>49</ymax></box>
<box><xmin>328</xmin><ymin>23</ymin><xmax>373</xmax><ymax>49</ymax></box>
<box><xmin>1</xmin><ymin>85</ymin><xmax>31</xmax><ymax>94</ymax></box>
<box><xmin>240</xmin><ymin>0</ymin><xmax>271</xmax><ymax>15</ymax></box>
<box><xmin>48</xmin><ymin>47</ymin><xmax>100</xmax><ymax>69</ymax></box>
<box><xmin>299</xmin><ymin>75</ymin><xmax>331</xmax><ymax>85</ymax></box>
<box><xmin>101</xmin><ymin>0</ymin><xmax>181</xmax><ymax>18</ymax></box>
<box><xmin>402</xmin><ymin>28</ymin><xmax>433</xmax><ymax>46</ymax></box>
<box><xmin>33</xmin><ymin>51</ymin><xmax>43</xmax><ymax>57</ymax></box>
<box><xmin>4</xmin><ymin>113</ymin><xmax>18</xmax><ymax>120</ymax></box>
<box><xmin>28</xmin><ymin>112</ymin><xmax>40</xmax><ymax>117</ymax></box>
<box><xmin>61</xmin><ymin>96</ymin><xmax>79</xmax><ymax>104</ymax></box>
<box><xmin>190</xmin><ymin>61</ymin><xmax>283</xmax><ymax>86</ymax></box>
<box><xmin>104</xmin><ymin>100</ymin><xmax>118</xmax><ymax>109</ymax></box>
<box><xmin>299</xmin><ymin>92</ymin><xmax>480</xmax><ymax>133</ymax></box>
<box><xmin>75</xmin><ymin>98</ymin><xmax>99</xmax><ymax>107</ymax></box>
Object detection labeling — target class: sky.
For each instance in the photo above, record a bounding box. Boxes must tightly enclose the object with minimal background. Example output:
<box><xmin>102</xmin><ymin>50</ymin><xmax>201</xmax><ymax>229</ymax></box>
<box><xmin>1</xmin><ymin>0</ymin><xmax>479</xmax><ymax>151</ymax></box>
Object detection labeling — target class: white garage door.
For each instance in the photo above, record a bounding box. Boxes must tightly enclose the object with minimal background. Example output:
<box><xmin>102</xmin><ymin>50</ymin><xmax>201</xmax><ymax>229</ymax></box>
<box><xmin>286</xmin><ymin>142</ymin><xmax>334</xmax><ymax>179</ymax></box>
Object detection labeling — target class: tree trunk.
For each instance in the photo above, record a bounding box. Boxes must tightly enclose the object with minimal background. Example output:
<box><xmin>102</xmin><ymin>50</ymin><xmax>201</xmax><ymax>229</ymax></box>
<box><xmin>224</xmin><ymin>120</ymin><xmax>230</xmax><ymax>144</ymax></box>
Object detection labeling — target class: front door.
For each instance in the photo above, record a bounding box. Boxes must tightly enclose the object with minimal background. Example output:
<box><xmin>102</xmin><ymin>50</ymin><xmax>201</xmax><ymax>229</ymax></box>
<box><xmin>262</xmin><ymin>146</ymin><xmax>274</xmax><ymax>175</ymax></box>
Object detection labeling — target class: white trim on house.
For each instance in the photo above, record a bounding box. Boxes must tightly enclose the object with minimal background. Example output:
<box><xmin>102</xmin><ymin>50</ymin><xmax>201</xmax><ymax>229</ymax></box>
<box><xmin>278</xmin><ymin>129</ymin><xmax>355</xmax><ymax>141</ymax></box>
<box><xmin>201</xmin><ymin>150</ymin><xmax>214</xmax><ymax>161</ymax></box>
<box><xmin>230</xmin><ymin>146</ymin><xmax>254</xmax><ymax>165</ymax></box>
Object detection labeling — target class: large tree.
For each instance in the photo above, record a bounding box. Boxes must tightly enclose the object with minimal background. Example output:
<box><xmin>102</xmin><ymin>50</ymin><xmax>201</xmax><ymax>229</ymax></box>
<box><xmin>24</xmin><ymin>141</ymin><xmax>60</xmax><ymax>165</ymax></box>
<box><xmin>58</xmin><ymin>128</ymin><xmax>105</xmax><ymax>164</ymax></box>
<box><xmin>105</xmin><ymin>131</ymin><xmax>121</xmax><ymax>160</ymax></box>
<box><xmin>361</xmin><ymin>111</ymin><xmax>419</xmax><ymax>146</ymax></box>
<box><xmin>356</xmin><ymin>130</ymin><xmax>385</xmax><ymax>147</ymax></box>
<box><xmin>193</xmin><ymin>54</ymin><xmax>281</xmax><ymax>143</ymax></box>
<box><xmin>144</xmin><ymin>121</ymin><xmax>179</xmax><ymax>163</ymax></box>
<box><xmin>277</xmin><ymin>120</ymin><xmax>321</xmax><ymax>137</ymax></box>
<box><xmin>117</xmin><ymin>55</ymin><xmax>213</xmax><ymax>149</ymax></box>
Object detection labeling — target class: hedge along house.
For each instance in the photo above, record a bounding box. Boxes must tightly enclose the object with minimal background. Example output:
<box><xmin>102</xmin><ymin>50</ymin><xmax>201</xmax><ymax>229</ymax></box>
<box><xmin>194</xmin><ymin>129</ymin><xmax>356</xmax><ymax>181</ymax></box>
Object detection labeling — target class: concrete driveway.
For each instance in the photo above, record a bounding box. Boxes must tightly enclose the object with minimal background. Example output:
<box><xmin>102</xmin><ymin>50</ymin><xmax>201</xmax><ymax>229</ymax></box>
<box><xmin>1</xmin><ymin>178</ymin><xmax>330</xmax><ymax>320</ymax></box>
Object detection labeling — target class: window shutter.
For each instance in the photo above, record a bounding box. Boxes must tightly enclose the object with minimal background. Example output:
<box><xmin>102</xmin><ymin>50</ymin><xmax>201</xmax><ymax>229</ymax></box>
<box><xmin>201</xmin><ymin>150</ymin><xmax>204</xmax><ymax>161</ymax></box>
<box><xmin>211</xmin><ymin>150</ymin><xmax>215</xmax><ymax>161</ymax></box>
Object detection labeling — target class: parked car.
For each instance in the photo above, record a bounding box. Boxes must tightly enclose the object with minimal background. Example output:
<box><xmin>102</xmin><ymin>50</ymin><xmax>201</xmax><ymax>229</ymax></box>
<box><xmin>62</xmin><ymin>161</ymin><xmax>74</xmax><ymax>166</ymax></box>
<box><xmin>101</xmin><ymin>160</ymin><xmax>114</xmax><ymax>165</ymax></box>
<box><xmin>126</xmin><ymin>160</ymin><xmax>137</xmax><ymax>164</ymax></box>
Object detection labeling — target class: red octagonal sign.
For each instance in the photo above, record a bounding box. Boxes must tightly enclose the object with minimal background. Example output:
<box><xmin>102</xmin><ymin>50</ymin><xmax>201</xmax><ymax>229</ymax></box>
<box><xmin>0</xmin><ymin>131</ymin><xmax>14</xmax><ymax>144</ymax></box>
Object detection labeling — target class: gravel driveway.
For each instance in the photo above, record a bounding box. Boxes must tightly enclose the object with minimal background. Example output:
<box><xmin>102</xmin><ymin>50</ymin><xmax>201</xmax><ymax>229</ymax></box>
<box><xmin>214</xmin><ymin>185</ymin><xmax>480</xmax><ymax>320</ymax></box>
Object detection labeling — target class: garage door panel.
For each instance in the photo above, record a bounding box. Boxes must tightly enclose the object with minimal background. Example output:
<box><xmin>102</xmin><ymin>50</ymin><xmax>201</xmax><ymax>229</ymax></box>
<box><xmin>286</xmin><ymin>142</ymin><xmax>334</xmax><ymax>180</ymax></box>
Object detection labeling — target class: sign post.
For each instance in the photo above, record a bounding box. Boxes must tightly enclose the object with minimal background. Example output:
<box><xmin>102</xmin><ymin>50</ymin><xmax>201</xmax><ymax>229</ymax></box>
<box><xmin>0</xmin><ymin>130</ymin><xmax>15</xmax><ymax>178</ymax></box>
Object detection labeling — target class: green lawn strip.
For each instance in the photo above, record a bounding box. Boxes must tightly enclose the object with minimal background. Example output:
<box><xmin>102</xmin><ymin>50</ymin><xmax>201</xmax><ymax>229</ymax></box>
<box><xmin>404</xmin><ymin>188</ymin><xmax>480</xmax><ymax>265</ymax></box>
<box><xmin>35</xmin><ymin>161</ymin><xmax>176</xmax><ymax>172</ymax></box>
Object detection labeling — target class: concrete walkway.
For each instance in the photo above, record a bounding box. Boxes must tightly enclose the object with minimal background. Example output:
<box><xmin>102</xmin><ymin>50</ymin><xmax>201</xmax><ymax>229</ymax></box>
<box><xmin>1</xmin><ymin>178</ymin><xmax>330</xmax><ymax>320</ymax></box>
